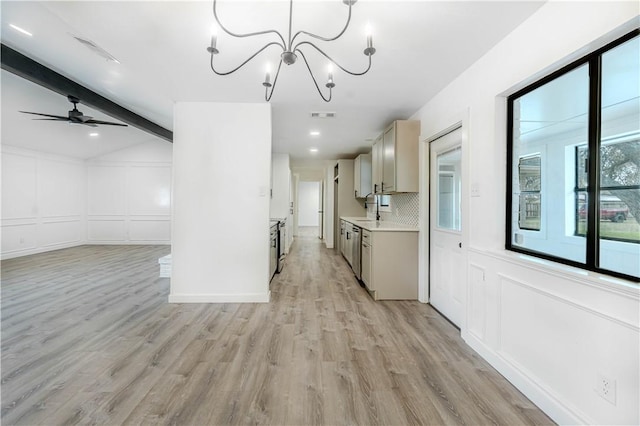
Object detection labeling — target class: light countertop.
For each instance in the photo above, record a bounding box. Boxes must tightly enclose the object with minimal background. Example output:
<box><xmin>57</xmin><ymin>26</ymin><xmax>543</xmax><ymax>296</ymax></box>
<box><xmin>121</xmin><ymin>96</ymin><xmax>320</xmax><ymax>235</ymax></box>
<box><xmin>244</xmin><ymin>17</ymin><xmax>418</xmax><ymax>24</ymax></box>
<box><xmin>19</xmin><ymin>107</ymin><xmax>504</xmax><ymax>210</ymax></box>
<box><xmin>341</xmin><ymin>216</ymin><xmax>419</xmax><ymax>232</ymax></box>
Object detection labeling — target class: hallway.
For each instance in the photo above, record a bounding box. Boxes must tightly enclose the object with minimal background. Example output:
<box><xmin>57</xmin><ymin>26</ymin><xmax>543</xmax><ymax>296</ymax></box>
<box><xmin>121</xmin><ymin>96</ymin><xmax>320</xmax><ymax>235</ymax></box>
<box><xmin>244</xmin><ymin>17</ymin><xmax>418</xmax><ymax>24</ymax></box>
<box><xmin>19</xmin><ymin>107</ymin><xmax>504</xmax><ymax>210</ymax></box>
<box><xmin>1</xmin><ymin>235</ymin><xmax>552</xmax><ymax>425</ymax></box>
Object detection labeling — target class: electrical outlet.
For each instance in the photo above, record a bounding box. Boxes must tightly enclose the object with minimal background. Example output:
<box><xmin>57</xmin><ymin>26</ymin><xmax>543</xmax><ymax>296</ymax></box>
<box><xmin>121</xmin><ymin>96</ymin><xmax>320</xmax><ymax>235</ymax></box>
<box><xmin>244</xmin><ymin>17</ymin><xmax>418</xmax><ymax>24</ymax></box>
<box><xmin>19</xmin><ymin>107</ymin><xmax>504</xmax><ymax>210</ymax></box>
<box><xmin>596</xmin><ymin>373</ymin><xmax>616</xmax><ymax>405</ymax></box>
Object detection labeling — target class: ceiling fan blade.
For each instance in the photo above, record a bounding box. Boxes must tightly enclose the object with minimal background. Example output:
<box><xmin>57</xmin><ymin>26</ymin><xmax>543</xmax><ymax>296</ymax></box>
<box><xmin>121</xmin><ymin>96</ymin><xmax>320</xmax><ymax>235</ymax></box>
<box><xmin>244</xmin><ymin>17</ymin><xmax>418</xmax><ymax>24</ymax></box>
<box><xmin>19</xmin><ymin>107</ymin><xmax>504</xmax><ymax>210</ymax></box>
<box><xmin>86</xmin><ymin>119</ymin><xmax>128</xmax><ymax>127</ymax></box>
<box><xmin>19</xmin><ymin>111</ymin><xmax>68</xmax><ymax>120</ymax></box>
<box><xmin>81</xmin><ymin>122</ymin><xmax>99</xmax><ymax>128</ymax></box>
<box><xmin>32</xmin><ymin>118</ymin><xmax>70</xmax><ymax>121</ymax></box>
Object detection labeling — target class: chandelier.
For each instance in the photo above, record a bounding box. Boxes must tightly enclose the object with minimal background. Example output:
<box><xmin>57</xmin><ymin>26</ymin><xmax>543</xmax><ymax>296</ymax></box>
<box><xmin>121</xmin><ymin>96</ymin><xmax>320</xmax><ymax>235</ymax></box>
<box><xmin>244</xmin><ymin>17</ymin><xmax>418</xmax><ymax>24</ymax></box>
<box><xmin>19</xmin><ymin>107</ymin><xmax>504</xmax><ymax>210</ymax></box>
<box><xmin>206</xmin><ymin>0</ymin><xmax>376</xmax><ymax>102</ymax></box>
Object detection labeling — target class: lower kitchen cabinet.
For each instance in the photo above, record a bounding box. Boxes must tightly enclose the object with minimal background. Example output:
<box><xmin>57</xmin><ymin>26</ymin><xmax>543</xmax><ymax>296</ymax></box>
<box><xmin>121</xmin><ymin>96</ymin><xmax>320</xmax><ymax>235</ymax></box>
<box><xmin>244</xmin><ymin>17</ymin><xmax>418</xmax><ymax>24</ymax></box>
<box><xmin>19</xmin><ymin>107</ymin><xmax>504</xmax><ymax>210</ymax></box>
<box><xmin>364</xmin><ymin>230</ymin><xmax>418</xmax><ymax>300</ymax></box>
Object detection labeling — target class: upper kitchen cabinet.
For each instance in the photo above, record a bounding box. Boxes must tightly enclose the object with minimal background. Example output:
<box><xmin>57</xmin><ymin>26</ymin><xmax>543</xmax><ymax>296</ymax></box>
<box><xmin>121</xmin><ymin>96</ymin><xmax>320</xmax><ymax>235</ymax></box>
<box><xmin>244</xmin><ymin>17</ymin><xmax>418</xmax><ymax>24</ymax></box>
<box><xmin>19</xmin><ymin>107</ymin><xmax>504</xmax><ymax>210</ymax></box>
<box><xmin>372</xmin><ymin>134</ymin><xmax>383</xmax><ymax>194</ymax></box>
<box><xmin>373</xmin><ymin>120</ymin><xmax>420</xmax><ymax>194</ymax></box>
<box><xmin>354</xmin><ymin>153</ymin><xmax>372</xmax><ymax>199</ymax></box>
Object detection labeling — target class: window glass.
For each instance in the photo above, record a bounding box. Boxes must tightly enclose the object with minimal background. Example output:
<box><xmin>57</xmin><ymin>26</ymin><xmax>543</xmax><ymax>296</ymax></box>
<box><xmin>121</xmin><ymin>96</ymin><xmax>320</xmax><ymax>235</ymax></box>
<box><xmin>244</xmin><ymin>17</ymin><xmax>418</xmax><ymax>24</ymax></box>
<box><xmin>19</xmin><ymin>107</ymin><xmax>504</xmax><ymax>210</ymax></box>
<box><xmin>510</xmin><ymin>64</ymin><xmax>588</xmax><ymax>263</ymax></box>
<box><xmin>508</xmin><ymin>32</ymin><xmax>639</xmax><ymax>281</ymax></box>
<box><xmin>518</xmin><ymin>155</ymin><xmax>541</xmax><ymax>230</ymax></box>
<box><xmin>598</xmin><ymin>36</ymin><xmax>640</xmax><ymax>277</ymax></box>
<box><xmin>437</xmin><ymin>147</ymin><xmax>461</xmax><ymax>231</ymax></box>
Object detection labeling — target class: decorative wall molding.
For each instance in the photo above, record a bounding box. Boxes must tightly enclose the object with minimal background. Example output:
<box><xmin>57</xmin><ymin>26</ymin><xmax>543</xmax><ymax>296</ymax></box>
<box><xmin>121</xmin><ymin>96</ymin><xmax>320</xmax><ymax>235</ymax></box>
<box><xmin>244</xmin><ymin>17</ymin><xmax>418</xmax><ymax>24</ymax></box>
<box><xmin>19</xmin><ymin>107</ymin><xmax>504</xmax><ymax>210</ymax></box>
<box><xmin>498</xmin><ymin>272</ymin><xmax>639</xmax><ymax>331</ymax></box>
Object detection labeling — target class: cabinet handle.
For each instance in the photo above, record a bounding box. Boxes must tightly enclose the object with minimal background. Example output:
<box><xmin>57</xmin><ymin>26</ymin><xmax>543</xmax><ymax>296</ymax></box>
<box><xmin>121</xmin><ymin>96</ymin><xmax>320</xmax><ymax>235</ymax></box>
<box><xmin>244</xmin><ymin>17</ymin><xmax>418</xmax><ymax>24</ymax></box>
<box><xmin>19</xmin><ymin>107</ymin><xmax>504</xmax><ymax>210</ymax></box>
<box><xmin>355</xmin><ymin>190</ymin><xmax>358</xmax><ymax>198</ymax></box>
<box><xmin>374</xmin><ymin>183</ymin><xmax>377</xmax><ymax>193</ymax></box>
<box><xmin>381</xmin><ymin>182</ymin><xmax>384</xmax><ymax>192</ymax></box>
<box><xmin>459</xmin><ymin>242</ymin><xmax>462</xmax><ymax>248</ymax></box>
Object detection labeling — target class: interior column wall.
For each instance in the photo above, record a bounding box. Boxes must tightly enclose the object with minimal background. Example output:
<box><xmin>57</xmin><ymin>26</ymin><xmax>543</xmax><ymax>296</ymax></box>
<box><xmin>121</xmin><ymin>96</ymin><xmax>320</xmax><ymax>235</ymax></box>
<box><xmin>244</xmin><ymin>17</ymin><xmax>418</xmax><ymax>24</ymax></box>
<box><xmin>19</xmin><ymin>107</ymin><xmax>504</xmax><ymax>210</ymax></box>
<box><xmin>170</xmin><ymin>102</ymin><xmax>271</xmax><ymax>303</ymax></box>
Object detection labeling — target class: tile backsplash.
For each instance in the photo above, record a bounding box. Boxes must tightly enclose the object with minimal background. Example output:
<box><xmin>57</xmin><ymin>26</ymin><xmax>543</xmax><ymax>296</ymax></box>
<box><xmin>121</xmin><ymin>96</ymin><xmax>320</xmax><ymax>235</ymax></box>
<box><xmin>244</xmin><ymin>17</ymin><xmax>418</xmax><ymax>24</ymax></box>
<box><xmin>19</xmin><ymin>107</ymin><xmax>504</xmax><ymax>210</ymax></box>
<box><xmin>366</xmin><ymin>193</ymin><xmax>419</xmax><ymax>228</ymax></box>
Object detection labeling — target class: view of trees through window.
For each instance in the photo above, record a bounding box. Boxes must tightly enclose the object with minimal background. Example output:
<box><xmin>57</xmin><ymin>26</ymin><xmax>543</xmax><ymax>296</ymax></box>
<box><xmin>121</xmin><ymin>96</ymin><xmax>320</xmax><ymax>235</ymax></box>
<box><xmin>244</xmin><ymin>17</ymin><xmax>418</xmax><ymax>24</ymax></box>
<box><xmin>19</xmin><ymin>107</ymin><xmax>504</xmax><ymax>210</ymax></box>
<box><xmin>576</xmin><ymin>141</ymin><xmax>640</xmax><ymax>243</ymax></box>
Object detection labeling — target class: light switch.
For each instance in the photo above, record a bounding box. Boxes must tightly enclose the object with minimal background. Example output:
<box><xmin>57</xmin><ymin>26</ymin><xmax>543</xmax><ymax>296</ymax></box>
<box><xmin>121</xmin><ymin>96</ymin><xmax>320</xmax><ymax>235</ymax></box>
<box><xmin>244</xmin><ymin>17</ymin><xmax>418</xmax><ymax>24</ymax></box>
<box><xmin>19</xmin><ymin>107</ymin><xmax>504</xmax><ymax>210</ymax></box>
<box><xmin>471</xmin><ymin>182</ymin><xmax>481</xmax><ymax>197</ymax></box>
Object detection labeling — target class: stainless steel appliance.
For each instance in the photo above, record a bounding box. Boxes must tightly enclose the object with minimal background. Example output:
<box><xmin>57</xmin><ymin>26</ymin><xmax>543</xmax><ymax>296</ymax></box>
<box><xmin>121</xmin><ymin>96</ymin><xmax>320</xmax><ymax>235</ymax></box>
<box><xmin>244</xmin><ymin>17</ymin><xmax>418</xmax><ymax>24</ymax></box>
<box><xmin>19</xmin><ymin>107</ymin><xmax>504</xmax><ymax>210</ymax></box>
<box><xmin>276</xmin><ymin>217</ymin><xmax>287</xmax><ymax>273</ymax></box>
<box><xmin>351</xmin><ymin>224</ymin><xmax>362</xmax><ymax>280</ymax></box>
<box><xmin>269</xmin><ymin>221</ymin><xmax>278</xmax><ymax>280</ymax></box>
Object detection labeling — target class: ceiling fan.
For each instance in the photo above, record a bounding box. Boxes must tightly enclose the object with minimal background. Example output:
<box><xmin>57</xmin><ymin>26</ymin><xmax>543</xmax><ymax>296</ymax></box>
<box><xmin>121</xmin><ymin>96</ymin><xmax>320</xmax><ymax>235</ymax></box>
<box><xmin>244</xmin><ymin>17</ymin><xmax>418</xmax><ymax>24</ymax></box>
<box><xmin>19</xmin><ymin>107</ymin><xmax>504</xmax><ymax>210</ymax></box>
<box><xmin>20</xmin><ymin>95</ymin><xmax>128</xmax><ymax>128</ymax></box>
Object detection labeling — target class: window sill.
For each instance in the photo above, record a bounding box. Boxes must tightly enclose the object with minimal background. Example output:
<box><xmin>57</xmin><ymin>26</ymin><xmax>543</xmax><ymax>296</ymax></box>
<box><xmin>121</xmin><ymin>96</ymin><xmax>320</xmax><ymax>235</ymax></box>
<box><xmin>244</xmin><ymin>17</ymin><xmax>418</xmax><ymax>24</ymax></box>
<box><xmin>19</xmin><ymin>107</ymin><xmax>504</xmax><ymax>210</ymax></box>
<box><xmin>468</xmin><ymin>246</ymin><xmax>639</xmax><ymax>298</ymax></box>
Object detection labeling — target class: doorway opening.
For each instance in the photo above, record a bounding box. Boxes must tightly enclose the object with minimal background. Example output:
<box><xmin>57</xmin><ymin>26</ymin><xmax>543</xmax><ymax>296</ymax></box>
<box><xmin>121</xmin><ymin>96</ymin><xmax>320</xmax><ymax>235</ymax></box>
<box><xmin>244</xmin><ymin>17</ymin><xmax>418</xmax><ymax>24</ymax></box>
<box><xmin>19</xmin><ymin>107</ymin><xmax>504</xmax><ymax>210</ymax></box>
<box><xmin>296</xmin><ymin>180</ymin><xmax>323</xmax><ymax>239</ymax></box>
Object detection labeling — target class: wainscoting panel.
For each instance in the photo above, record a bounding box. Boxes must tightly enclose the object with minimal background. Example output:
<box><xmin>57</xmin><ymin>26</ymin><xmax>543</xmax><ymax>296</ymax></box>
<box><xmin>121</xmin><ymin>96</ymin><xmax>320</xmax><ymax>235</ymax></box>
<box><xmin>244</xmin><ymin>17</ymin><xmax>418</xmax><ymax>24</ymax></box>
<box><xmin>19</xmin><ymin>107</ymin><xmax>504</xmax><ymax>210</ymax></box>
<box><xmin>88</xmin><ymin>220</ymin><xmax>126</xmax><ymax>241</ymax></box>
<box><xmin>41</xmin><ymin>218</ymin><xmax>83</xmax><ymax>247</ymax></box>
<box><xmin>467</xmin><ymin>263</ymin><xmax>486</xmax><ymax>340</ymax></box>
<box><xmin>129</xmin><ymin>219</ymin><xmax>171</xmax><ymax>242</ymax></box>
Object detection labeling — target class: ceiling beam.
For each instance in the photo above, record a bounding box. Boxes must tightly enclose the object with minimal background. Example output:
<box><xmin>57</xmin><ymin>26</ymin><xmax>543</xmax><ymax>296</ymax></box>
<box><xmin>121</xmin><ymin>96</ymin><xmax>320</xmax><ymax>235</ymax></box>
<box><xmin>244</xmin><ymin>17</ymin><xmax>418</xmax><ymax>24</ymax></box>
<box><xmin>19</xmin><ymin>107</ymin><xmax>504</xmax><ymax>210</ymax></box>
<box><xmin>1</xmin><ymin>44</ymin><xmax>173</xmax><ymax>142</ymax></box>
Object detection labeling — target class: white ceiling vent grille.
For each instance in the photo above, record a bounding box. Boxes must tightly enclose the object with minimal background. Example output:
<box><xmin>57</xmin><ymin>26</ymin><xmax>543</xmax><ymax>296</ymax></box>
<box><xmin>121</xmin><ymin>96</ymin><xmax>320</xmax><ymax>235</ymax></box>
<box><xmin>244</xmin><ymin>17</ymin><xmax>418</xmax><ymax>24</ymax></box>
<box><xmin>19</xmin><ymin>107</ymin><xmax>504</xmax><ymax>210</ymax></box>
<box><xmin>71</xmin><ymin>35</ymin><xmax>120</xmax><ymax>63</ymax></box>
<box><xmin>310</xmin><ymin>111</ymin><xmax>336</xmax><ymax>119</ymax></box>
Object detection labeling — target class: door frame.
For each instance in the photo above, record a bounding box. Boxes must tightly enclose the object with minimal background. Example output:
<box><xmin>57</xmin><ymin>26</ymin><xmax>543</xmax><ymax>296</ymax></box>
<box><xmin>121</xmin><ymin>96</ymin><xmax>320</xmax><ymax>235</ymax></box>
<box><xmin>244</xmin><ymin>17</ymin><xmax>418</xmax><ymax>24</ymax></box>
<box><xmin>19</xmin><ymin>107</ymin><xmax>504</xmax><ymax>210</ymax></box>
<box><xmin>418</xmin><ymin>109</ymin><xmax>470</xmax><ymax>324</ymax></box>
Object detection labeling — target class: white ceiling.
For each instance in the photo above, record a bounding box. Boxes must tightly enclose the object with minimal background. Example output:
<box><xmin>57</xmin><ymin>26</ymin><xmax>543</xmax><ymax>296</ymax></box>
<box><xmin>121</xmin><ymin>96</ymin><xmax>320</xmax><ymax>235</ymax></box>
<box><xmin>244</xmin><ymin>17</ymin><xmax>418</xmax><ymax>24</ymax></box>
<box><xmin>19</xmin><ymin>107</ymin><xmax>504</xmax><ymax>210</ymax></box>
<box><xmin>0</xmin><ymin>0</ymin><xmax>545</xmax><ymax>162</ymax></box>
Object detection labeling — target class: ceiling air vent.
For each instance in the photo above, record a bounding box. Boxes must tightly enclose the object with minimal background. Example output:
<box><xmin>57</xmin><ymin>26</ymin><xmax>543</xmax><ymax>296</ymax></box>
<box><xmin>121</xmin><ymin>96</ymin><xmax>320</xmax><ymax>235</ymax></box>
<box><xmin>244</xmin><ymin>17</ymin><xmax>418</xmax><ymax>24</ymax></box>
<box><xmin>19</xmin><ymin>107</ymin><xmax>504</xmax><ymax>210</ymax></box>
<box><xmin>310</xmin><ymin>111</ymin><xmax>336</xmax><ymax>119</ymax></box>
<box><xmin>71</xmin><ymin>35</ymin><xmax>120</xmax><ymax>63</ymax></box>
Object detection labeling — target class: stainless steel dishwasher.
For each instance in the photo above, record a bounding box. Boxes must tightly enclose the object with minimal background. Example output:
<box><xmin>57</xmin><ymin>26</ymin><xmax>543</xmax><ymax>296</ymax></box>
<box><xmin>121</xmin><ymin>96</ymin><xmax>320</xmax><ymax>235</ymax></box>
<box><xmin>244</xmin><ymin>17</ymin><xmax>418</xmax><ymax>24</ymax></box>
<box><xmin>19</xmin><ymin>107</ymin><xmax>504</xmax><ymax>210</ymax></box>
<box><xmin>351</xmin><ymin>224</ymin><xmax>361</xmax><ymax>280</ymax></box>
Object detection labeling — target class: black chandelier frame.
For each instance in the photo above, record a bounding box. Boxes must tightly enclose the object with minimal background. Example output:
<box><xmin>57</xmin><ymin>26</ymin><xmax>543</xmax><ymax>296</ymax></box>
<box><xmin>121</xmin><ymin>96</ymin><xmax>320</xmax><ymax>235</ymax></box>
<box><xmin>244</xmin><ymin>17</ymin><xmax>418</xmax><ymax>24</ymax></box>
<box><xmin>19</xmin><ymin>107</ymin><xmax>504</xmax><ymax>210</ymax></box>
<box><xmin>207</xmin><ymin>0</ymin><xmax>376</xmax><ymax>102</ymax></box>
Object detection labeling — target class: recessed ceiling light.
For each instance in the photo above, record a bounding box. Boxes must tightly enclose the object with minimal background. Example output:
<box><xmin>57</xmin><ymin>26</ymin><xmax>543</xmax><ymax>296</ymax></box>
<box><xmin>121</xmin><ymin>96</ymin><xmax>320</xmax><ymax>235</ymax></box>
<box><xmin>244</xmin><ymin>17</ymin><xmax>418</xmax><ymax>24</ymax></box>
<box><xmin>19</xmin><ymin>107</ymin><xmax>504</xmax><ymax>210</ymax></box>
<box><xmin>310</xmin><ymin>130</ymin><xmax>320</xmax><ymax>136</ymax></box>
<box><xmin>89</xmin><ymin>132</ymin><xmax>99</xmax><ymax>137</ymax></box>
<box><xmin>10</xmin><ymin>24</ymin><xmax>32</xmax><ymax>37</ymax></box>
<box><xmin>310</xmin><ymin>148</ymin><xmax>318</xmax><ymax>153</ymax></box>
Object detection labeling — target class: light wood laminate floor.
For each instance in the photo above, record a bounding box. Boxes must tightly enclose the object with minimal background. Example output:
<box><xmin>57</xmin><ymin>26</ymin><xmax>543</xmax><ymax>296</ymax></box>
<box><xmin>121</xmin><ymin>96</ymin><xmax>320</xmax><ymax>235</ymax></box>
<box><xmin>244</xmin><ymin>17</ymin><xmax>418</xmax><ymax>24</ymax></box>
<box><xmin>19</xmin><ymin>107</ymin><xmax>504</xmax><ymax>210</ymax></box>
<box><xmin>1</xmin><ymin>237</ymin><xmax>554</xmax><ymax>425</ymax></box>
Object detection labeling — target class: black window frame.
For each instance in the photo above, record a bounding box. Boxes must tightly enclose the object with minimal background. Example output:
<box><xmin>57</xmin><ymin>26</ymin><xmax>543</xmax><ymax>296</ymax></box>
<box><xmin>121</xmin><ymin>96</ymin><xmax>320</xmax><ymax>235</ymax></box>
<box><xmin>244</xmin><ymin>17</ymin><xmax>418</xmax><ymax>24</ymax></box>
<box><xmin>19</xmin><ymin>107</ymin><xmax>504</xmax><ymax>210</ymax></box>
<box><xmin>506</xmin><ymin>29</ymin><xmax>640</xmax><ymax>283</ymax></box>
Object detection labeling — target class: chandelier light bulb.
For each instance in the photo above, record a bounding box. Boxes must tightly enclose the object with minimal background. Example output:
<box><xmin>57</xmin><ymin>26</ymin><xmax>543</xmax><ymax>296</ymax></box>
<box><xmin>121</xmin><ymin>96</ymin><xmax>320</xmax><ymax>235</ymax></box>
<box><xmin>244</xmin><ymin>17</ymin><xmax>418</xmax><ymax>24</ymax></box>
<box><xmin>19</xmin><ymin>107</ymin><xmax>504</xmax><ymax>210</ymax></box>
<box><xmin>208</xmin><ymin>23</ymin><xmax>219</xmax><ymax>54</ymax></box>
<box><xmin>365</xmin><ymin>23</ymin><xmax>373</xmax><ymax>49</ymax></box>
<box><xmin>211</xmin><ymin>24</ymin><xmax>218</xmax><ymax>46</ymax></box>
<box><xmin>264</xmin><ymin>63</ymin><xmax>272</xmax><ymax>85</ymax></box>
<box><xmin>326</xmin><ymin>63</ymin><xmax>335</xmax><ymax>88</ymax></box>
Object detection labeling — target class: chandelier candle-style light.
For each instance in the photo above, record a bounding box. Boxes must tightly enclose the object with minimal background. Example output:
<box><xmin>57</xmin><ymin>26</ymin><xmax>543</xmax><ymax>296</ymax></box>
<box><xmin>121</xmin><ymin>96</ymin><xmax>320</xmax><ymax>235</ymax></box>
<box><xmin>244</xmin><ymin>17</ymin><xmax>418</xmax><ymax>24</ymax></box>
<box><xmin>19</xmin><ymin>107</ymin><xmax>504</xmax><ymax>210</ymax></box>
<box><xmin>206</xmin><ymin>0</ymin><xmax>376</xmax><ymax>102</ymax></box>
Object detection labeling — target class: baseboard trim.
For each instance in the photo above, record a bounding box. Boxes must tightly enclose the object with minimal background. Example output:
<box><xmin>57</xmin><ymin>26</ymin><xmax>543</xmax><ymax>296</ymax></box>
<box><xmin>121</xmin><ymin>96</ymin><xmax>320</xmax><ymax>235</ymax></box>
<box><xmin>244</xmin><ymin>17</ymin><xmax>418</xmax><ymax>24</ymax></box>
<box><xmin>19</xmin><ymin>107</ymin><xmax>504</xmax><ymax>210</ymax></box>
<box><xmin>1</xmin><ymin>241</ymin><xmax>83</xmax><ymax>260</ymax></box>
<box><xmin>462</xmin><ymin>331</ymin><xmax>591</xmax><ymax>425</ymax></box>
<box><xmin>168</xmin><ymin>292</ymin><xmax>271</xmax><ymax>304</ymax></box>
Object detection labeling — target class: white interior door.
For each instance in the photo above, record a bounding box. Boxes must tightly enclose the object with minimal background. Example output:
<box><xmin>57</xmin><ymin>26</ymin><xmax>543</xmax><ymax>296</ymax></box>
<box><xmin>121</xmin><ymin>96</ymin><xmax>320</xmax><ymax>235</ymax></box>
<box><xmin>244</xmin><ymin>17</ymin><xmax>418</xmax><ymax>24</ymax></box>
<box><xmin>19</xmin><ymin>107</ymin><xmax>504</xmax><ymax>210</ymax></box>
<box><xmin>429</xmin><ymin>127</ymin><xmax>464</xmax><ymax>327</ymax></box>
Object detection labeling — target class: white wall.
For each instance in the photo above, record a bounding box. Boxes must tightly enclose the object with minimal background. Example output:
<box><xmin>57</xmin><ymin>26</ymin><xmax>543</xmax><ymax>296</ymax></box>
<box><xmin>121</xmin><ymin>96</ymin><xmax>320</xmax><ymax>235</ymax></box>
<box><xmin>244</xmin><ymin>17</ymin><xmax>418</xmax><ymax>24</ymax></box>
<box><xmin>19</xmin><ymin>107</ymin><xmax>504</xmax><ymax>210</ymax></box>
<box><xmin>270</xmin><ymin>153</ymin><xmax>290</xmax><ymax>220</ymax></box>
<box><xmin>298</xmin><ymin>181</ymin><xmax>320</xmax><ymax>227</ymax></box>
<box><xmin>86</xmin><ymin>141</ymin><xmax>172</xmax><ymax>244</ymax></box>
<box><xmin>324</xmin><ymin>165</ymin><xmax>334</xmax><ymax>248</ymax></box>
<box><xmin>170</xmin><ymin>102</ymin><xmax>271</xmax><ymax>303</ymax></box>
<box><xmin>413</xmin><ymin>3</ymin><xmax>639</xmax><ymax>425</ymax></box>
<box><xmin>1</xmin><ymin>146</ymin><xmax>85</xmax><ymax>259</ymax></box>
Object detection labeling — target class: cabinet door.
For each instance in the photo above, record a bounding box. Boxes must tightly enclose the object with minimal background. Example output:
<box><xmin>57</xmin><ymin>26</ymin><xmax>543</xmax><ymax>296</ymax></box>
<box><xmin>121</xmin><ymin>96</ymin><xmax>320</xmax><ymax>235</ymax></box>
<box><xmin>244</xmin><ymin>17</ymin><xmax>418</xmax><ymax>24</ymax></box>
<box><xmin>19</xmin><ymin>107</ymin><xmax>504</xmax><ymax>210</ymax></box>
<box><xmin>354</xmin><ymin>156</ymin><xmax>361</xmax><ymax>198</ymax></box>
<box><xmin>361</xmin><ymin>242</ymin><xmax>372</xmax><ymax>289</ymax></box>
<box><xmin>382</xmin><ymin>124</ymin><xmax>396</xmax><ymax>193</ymax></box>
<box><xmin>372</xmin><ymin>135</ymin><xmax>383</xmax><ymax>194</ymax></box>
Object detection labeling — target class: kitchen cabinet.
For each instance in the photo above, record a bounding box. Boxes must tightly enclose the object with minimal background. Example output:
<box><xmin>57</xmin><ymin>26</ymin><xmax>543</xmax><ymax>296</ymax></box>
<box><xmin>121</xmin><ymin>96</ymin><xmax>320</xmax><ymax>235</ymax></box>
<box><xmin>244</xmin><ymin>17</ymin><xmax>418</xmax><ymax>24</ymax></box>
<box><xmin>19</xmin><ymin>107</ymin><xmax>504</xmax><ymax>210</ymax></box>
<box><xmin>361</xmin><ymin>229</ymin><xmax>371</xmax><ymax>287</ymax></box>
<box><xmin>372</xmin><ymin>134</ymin><xmax>383</xmax><ymax>194</ymax></box>
<box><xmin>368</xmin><ymin>230</ymin><xmax>417</xmax><ymax>300</ymax></box>
<box><xmin>353</xmin><ymin>154</ymin><xmax>372</xmax><ymax>199</ymax></box>
<box><xmin>333</xmin><ymin>160</ymin><xmax>366</xmax><ymax>252</ymax></box>
<box><xmin>373</xmin><ymin>120</ymin><xmax>420</xmax><ymax>194</ymax></box>
<box><xmin>340</xmin><ymin>220</ymin><xmax>347</xmax><ymax>257</ymax></box>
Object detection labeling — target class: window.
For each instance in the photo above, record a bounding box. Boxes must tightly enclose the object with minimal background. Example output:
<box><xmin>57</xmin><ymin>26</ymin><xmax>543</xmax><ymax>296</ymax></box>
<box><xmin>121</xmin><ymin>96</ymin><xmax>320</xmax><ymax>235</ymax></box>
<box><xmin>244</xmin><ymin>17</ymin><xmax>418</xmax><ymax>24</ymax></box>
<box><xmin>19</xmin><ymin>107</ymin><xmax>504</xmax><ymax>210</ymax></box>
<box><xmin>518</xmin><ymin>154</ymin><xmax>541</xmax><ymax>231</ymax></box>
<box><xmin>507</xmin><ymin>30</ymin><xmax>639</xmax><ymax>282</ymax></box>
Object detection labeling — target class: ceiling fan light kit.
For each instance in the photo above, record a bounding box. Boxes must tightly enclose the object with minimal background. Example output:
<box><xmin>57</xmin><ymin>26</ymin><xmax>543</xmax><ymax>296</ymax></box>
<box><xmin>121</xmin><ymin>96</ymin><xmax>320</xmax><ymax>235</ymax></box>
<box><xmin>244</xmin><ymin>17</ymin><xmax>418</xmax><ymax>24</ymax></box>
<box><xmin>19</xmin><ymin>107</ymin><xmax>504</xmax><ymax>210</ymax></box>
<box><xmin>207</xmin><ymin>0</ymin><xmax>376</xmax><ymax>102</ymax></box>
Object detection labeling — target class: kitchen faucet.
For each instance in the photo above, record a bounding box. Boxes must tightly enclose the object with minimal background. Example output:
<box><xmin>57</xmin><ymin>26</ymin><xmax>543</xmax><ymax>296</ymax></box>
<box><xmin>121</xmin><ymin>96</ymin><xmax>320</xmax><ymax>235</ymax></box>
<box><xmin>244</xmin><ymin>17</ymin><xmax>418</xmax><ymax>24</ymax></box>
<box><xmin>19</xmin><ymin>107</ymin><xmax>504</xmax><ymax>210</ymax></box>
<box><xmin>363</xmin><ymin>193</ymin><xmax>381</xmax><ymax>221</ymax></box>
